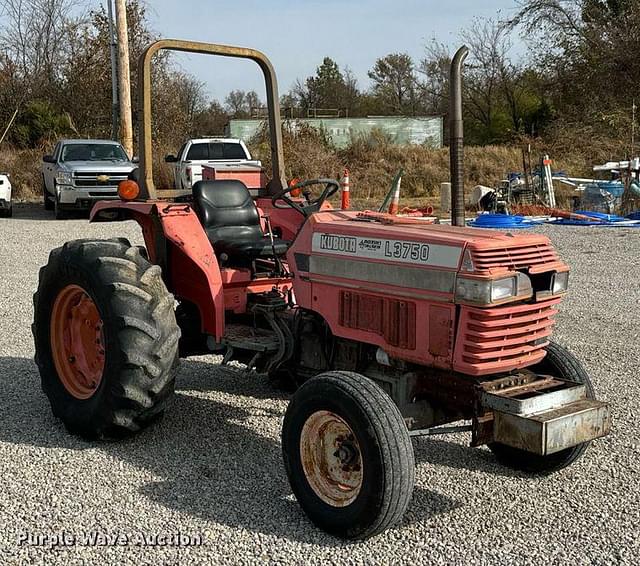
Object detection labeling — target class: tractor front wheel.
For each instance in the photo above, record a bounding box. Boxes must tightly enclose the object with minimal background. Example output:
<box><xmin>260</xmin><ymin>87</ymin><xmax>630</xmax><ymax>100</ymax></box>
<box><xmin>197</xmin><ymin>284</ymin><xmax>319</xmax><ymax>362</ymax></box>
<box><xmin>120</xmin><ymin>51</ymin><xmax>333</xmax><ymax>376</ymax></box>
<box><xmin>282</xmin><ymin>371</ymin><xmax>415</xmax><ymax>539</ymax></box>
<box><xmin>488</xmin><ymin>341</ymin><xmax>595</xmax><ymax>474</ymax></box>
<box><xmin>33</xmin><ymin>239</ymin><xmax>180</xmax><ymax>438</ymax></box>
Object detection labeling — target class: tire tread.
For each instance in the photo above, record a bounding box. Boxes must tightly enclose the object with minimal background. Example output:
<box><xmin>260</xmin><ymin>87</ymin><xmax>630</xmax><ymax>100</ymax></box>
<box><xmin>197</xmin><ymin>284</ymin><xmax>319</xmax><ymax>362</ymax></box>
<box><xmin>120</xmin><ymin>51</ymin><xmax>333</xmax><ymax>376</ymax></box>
<box><xmin>32</xmin><ymin>239</ymin><xmax>180</xmax><ymax>438</ymax></box>
<box><xmin>283</xmin><ymin>370</ymin><xmax>415</xmax><ymax>539</ymax></box>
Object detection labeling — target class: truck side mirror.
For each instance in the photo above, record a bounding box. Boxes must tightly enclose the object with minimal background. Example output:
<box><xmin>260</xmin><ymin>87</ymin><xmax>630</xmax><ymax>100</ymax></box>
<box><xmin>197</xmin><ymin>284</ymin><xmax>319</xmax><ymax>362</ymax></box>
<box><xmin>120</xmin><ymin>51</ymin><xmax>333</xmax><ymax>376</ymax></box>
<box><xmin>43</xmin><ymin>155</ymin><xmax>55</xmax><ymax>163</ymax></box>
<box><xmin>164</xmin><ymin>154</ymin><xmax>177</xmax><ymax>163</ymax></box>
<box><xmin>131</xmin><ymin>156</ymin><xmax>140</xmax><ymax>163</ymax></box>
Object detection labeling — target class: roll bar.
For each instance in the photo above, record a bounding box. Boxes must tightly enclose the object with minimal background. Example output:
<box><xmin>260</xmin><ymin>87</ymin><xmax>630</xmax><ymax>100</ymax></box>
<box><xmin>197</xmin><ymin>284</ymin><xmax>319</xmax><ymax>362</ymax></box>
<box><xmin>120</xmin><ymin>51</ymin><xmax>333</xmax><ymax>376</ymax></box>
<box><xmin>137</xmin><ymin>39</ymin><xmax>287</xmax><ymax>198</ymax></box>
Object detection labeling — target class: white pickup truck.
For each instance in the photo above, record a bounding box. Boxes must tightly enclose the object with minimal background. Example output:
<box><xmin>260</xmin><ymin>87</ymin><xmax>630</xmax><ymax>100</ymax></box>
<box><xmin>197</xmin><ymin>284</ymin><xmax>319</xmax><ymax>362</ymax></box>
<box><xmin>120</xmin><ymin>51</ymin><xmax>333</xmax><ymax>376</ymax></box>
<box><xmin>42</xmin><ymin>139</ymin><xmax>136</xmax><ymax>219</ymax></box>
<box><xmin>164</xmin><ymin>138</ymin><xmax>262</xmax><ymax>190</ymax></box>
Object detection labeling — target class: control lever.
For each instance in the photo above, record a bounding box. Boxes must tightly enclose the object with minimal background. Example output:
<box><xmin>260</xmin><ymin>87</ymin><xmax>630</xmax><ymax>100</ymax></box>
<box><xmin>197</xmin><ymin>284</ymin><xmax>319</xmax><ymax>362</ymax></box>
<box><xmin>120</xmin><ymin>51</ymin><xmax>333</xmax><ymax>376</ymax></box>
<box><xmin>262</xmin><ymin>214</ymin><xmax>283</xmax><ymax>275</ymax></box>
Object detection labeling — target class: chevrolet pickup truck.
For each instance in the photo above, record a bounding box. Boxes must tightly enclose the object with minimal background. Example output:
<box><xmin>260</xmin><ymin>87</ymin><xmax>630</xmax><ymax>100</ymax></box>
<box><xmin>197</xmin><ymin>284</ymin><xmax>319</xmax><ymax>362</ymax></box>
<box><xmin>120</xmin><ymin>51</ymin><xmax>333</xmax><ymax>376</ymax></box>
<box><xmin>42</xmin><ymin>139</ymin><xmax>136</xmax><ymax>219</ymax></box>
<box><xmin>164</xmin><ymin>138</ymin><xmax>261</xmax><ymax>190</ymax></box>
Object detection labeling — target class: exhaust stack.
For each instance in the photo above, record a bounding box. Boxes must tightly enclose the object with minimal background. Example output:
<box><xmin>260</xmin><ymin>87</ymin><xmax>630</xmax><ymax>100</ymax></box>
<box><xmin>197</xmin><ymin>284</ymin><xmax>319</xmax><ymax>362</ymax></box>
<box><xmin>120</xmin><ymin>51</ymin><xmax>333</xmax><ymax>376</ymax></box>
<box><xmin>449</xmin><ymin>46</ymin><xmax>469</xmax><ymax>227</ymax></box>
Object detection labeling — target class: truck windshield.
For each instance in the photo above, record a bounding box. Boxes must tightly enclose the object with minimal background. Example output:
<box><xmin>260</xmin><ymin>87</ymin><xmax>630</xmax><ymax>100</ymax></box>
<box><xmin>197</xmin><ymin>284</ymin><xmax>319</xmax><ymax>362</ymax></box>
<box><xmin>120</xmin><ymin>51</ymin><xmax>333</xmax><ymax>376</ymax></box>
<box><xmin>60</xmin><ymin>144</ymin><xmax>128</xmax><ymax>162</ymax></box>
<box><xmin>186</xmin><ymin>142</ymin><xmax>247</xmax><ymax>161</ymax></box>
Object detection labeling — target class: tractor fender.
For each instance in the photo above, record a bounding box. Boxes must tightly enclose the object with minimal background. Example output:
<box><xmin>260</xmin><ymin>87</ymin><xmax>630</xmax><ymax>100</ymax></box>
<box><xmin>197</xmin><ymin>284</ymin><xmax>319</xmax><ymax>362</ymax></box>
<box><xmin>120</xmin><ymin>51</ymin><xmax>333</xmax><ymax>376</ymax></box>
<box><xmin>91</xmin><ymin>201</ymin><xmax>225</xmax><ymax>340</ymax></box>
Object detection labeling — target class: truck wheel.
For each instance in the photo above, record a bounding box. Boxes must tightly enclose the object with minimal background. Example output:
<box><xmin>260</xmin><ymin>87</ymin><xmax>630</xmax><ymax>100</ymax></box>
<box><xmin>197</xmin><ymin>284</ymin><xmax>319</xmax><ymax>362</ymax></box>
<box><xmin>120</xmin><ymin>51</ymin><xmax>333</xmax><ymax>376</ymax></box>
<box><xmin>33</xmin><ymin>239</ymin><xmax>180</xmax><ymax>439</ymax></box>
<box><xmin>282</xmin><ymin>371</ymin><xmax>415</xmax><ymax>539</ymax></box>
<box><xmin>54</xmin><ymin>196</ymin><xmax>67</xmax><ymax>219</ymax></box>
<box><xmin>489</xmin><ymin>341</ymin><xmax>595</xmax><ymax>474</ymax></box>
<box><xmin>43</xmin><ymin>176</ymin><xmax>53</xmax><ymax>210</ymax></box>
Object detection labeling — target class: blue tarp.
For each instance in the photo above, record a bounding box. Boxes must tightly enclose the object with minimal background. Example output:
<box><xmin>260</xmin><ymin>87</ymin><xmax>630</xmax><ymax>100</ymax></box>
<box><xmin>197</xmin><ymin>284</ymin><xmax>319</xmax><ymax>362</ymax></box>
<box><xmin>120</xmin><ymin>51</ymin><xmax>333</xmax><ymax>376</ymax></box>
<box><xmin>547</xmin><ymin>210</ymin><xmax>640</xmax><ymax>227</ymax></box>
<box><xmin>468</xmin><ymin>214</ymin><xmax>542</xmax><ymax>229</ymax></box>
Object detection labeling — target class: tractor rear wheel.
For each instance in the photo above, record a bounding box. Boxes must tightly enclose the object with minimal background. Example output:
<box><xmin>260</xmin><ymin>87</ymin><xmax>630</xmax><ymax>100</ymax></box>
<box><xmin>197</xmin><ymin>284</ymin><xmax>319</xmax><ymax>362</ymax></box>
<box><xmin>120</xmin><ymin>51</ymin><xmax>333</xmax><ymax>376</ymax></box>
<box><xmin>282</xmin><ymin>371</ymin><xmax>415</xmax><ymax>539</ymax></box>
<box><xmin>33</xmin><ymin>238</ymin><xmax>180</xmax><ymax>439</ymax></box>
<box><xmin>488</xmin><ymin>341</ymin><xmax>594</xmax><ymax>474</ymax></box>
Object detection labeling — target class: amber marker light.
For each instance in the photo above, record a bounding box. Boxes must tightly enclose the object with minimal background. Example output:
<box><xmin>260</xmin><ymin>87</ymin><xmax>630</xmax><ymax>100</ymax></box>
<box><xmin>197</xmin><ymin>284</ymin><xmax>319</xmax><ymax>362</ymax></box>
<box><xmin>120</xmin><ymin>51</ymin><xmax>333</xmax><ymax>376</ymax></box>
<box><xmin>289</xmin><ymin>178</ymin><xmax>302</xmax><ymax>197</ymax></box>
<box><xmin>118</xmin><ymin>180</ymin><xmax>140</xmax><ymax>201</ymax></box>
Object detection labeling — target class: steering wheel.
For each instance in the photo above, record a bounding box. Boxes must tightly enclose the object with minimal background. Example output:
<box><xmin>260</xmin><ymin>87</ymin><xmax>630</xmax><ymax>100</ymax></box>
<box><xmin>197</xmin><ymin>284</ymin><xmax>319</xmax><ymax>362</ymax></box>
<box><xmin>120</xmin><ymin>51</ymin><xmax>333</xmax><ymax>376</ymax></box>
<box><xmin>271</xmin><ymin>178</ymin><xmax>340</xmax><ymax>217</ymax></box>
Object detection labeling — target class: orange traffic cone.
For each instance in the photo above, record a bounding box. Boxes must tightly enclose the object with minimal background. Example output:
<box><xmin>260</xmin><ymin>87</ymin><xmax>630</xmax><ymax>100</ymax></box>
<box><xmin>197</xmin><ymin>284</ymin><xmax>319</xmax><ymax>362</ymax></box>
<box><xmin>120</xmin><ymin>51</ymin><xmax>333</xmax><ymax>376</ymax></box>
<box><xmin>340</xmin><ymin>168</ymin><xmax>350</xmax><ymax>210</ymax></box>
<box><xmin>388</xmin><ymin>175</ymin><xmax>401</xmax><ymax>215</ymax></box>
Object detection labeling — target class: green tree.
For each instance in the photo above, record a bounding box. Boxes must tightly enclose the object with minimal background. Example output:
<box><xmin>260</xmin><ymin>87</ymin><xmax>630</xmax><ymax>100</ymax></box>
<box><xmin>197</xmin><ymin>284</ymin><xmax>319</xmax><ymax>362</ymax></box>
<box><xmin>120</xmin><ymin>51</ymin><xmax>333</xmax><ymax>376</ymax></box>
<box><xmin>14</xmin><ymin>100</ymin><xmax>73</xmax><ymax>147</ymax></box>
<box><xmin>515</xmin><ymin>0</ymin><xmax>640</xmax><ymax>146</ymax></box>
<box><xmin>292</xmin><ymin>57</ymin><xmax>359</xmax><ymax>115</ymax></box>
<box><xmin>367</xmin><ymin>53</ymin><xmax>417</xmax><ymax>115</ymax></box>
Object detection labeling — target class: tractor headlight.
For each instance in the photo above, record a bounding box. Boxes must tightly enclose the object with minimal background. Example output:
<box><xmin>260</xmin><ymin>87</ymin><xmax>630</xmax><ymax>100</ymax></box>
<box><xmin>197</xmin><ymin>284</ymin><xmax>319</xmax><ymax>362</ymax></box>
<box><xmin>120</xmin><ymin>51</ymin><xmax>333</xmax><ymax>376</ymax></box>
<box><xmin>455</xmin><ymin>273</ymin><xmax>532</xmax><ymax>305</ymax></box>
<box><xmin>491</xmin><ymin>277</ymin><xmax>517</xmax><ymax>301</ymax></box>
<box><xmin>552</xmin><ymin>271</ymin><xmax>569</xmax><ymax>294</ymax></box>
<box><xmin>55</xmin><ymin>171</ymin><xmax>73</xmax><ymax>186</ymax></box>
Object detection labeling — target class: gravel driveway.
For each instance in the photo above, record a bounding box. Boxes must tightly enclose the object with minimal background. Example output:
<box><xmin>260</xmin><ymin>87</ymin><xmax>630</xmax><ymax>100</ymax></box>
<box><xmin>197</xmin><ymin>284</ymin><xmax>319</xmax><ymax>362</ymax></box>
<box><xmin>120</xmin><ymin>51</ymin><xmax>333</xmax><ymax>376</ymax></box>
<box><xmin>0</xmin><ymin>204</ymin><xmax>638</xmax><ymax>565</ymax></box>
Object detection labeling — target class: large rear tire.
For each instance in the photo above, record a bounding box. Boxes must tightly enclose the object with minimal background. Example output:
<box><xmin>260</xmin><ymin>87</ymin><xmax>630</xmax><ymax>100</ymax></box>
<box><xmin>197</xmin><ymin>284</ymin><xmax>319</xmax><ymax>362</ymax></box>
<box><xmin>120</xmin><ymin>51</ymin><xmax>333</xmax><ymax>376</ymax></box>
<box><xmin>488</xmin><ymin>341</ymin><xmax>594</xmax><ymax>474</ymax></box>
<box><xmin>282</xmin><ymin>371</ymin><xmax>415</xmax><ymax>539</ymax></box>
<box><xmin>33</xmin><ymin>239</ymin><xmax>180</xmax><ymax>439</ymax></box>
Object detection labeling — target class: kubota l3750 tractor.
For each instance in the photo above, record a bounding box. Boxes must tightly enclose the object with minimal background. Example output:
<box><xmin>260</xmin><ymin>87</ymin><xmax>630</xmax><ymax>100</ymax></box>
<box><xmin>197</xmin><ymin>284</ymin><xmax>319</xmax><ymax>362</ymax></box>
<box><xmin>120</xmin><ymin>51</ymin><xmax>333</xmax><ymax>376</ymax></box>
<box><xmin>32</xmin><ymin>39</ymin><xmax>610</xmax><ymax>539</ymax></box>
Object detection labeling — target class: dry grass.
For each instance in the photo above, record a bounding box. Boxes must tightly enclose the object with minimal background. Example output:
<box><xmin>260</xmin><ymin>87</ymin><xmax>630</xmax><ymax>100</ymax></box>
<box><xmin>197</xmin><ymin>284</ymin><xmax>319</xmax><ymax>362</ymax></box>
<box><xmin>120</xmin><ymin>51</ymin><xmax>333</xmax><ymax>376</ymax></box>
<box><xmin>2</xmin><ymin>126</ymin><xmax>612</xmax><ymax>207</ymax></box>
<box><xmin>0</xmin><ymin>147</ymin><xmax>43</xmax><ymax>201</ymax></box>
<box><xmin>250</xmin><ymin>127</ymin><xmax>600</xmax><ymax>206</ymax></box>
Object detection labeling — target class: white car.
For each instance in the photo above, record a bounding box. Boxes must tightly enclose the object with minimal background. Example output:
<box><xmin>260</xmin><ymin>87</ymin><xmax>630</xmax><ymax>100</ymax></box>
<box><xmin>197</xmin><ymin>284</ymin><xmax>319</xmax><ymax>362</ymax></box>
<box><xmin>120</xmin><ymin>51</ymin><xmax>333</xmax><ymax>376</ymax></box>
<box><xmin>0</xmin><ymin>173</ymin><xmax>12</xmax><ymax>218</ymax></box>
<box><xmin>164</xmin><ymin>138</ymin><xmax>261</xmax><ymax>190</ymax></box>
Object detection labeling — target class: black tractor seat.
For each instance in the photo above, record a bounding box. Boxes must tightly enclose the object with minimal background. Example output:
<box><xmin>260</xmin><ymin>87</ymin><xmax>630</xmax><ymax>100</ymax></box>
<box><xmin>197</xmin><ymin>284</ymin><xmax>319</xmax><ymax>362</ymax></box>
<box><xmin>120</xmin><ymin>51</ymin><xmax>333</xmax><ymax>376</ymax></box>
<box><xmin>192</xmin><ymin>180</ymin><xmax>290</xmax><ymax>261</ymax></box>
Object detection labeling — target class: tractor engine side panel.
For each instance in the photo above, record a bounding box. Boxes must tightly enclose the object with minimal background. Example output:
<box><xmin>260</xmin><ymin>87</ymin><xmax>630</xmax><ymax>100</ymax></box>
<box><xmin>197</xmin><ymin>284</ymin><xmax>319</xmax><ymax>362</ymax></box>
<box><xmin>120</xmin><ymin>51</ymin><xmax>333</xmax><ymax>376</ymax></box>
<box><xmin>309</xmin><ymin>284</ymin><xmax>456</xmax><ymax>369</ymax></box>
<box><xmin>287</xmin><ymin>214</ymin><xmax>461</xmax><ymax>369</ymax></box>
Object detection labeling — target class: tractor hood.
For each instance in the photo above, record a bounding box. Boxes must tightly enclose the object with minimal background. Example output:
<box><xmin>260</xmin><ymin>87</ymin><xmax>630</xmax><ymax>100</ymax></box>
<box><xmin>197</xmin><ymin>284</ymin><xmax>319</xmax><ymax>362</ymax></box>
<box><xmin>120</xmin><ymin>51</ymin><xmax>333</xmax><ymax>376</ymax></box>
<box><xmin>289</xmin><ymin>210</ymin><xmax>563</xmax><ymax>277</ymax></box>
<box><xmin>58</xmin><ymin>161</ymin><xmax>135</xmax><ymax>173</ymax></box>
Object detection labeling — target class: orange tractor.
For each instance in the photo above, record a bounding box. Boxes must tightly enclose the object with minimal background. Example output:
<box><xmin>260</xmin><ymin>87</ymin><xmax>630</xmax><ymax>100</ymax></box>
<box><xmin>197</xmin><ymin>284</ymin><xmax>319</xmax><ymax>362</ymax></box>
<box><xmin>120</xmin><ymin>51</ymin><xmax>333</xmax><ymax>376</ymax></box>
<box><xmin>33</xmin><ymin>40</ymin><xmax>610</xmax><ymax>539</ymax></box>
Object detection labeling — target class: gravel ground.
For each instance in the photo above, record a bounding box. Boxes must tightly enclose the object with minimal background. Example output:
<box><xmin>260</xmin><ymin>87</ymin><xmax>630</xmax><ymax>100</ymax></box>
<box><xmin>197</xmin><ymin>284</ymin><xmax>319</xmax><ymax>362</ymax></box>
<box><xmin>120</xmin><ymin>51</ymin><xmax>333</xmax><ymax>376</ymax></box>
<box><xmin>0</xmin><ymin>204</ymin><xmax>638</xmax><ymax>565</ymax></box>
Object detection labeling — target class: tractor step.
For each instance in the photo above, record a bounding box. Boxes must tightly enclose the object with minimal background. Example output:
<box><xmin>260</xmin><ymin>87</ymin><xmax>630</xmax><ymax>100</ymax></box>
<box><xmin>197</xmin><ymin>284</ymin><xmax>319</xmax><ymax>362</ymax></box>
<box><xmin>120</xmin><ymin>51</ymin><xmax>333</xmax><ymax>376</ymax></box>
<box><xmin>221</xmin><ymin>324</ymin><xmax>280</xmax><ymax>352</ymax></box>
<box><xmin>480</xmin><ymin>373</ymin><xmax>611</xmax><ymax>455</ymax></box>
<box><xmin>492</xmin><ymin>399</ymin><xmax>610</xmax><ymax>455</ymax></box>
<box><xmin>481</xmin><ymin>376</ymin><xmax>587</xmax><ymax>415</ymax></box>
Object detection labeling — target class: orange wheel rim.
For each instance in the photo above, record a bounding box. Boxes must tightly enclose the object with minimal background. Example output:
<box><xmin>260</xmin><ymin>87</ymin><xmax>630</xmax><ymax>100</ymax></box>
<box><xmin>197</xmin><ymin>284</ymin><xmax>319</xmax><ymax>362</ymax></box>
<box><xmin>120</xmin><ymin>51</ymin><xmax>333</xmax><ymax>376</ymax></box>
<box><xmin>50</xmin><ymin>284</ymin><xmax>105</xmax><ymax>399</ymax></box>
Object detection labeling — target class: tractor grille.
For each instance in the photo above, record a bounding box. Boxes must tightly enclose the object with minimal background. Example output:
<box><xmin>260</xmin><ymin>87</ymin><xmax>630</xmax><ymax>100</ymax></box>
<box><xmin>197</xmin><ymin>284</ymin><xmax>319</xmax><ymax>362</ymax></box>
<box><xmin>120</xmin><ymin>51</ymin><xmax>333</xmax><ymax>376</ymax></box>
<box><xmin>73</xmin><ymin>171</ymin><xmax>129</xmax><ymax>187</ymax></box>
<box><xmin>469</xmin><ymin>242</ymin><xmax>559</xmax><ymax>272</ymax></box>
<box><xmin>454</xmin><ymin>297</ymin><xmax>561</xmax><ymax>376</ymax></box>
<box><xmin>339</xmin><ymin>291</ymin><xmax>416</xmax><ymax>349</ymax></box>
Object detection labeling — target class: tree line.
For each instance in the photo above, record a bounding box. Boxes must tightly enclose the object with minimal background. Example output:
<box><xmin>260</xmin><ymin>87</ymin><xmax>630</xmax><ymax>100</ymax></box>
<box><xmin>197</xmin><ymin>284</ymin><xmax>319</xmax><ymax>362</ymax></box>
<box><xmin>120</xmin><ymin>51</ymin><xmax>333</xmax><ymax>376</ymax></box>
<box><xmin>0</xmin><ymin>0</ymin><xmax>637</xmax><ymax>153</ymax></box>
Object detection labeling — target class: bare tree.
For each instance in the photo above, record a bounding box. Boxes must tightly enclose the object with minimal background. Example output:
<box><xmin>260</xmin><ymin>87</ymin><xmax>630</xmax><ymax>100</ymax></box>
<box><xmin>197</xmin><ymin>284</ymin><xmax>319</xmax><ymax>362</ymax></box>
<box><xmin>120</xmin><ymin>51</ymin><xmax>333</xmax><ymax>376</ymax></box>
<box><xmin>225</xmin><ymin>89</ymin><xmax>247</xmax><ymax>117</ymax></box>
<box><xmin>418</xmin><ymin>40</ymin><xmax>450</xmax><ymax>115</ymax></box>
<box><xmin>176</xmin><ymin>74</ymin><xmax>207</xmax><ymax>125</ymax></box>
<box><xmin>511</xmin><ymin>0</ymin><xmax>587</xmax><ymax>47</ymax></box>
<box><xmin>460</xmin><ymin>18</ymin><xmax>512</xmax><ymax>136</ymax></box>
<box><xmin>0</xmin><ymin>0</ymin><xmax>85</xmax><ymax>86</ymax></box>
<box><xmin>245</xmin><ymin>90</ymin><xmax>260</xmax><ymax>114</ymax></box>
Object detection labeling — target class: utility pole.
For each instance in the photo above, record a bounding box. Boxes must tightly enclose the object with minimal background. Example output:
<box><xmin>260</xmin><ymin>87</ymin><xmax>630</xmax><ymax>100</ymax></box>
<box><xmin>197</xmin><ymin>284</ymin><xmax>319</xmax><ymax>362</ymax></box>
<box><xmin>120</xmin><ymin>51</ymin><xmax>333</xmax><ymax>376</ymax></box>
<box><xmin>115</xmin><ymin>0</ymin><xmax>133</xmax><ymax>157</ymax></box>
<box><xmin>106</xmin><ymin>0</ymin><xmax>119</xmax><ymax>140</ymax></box>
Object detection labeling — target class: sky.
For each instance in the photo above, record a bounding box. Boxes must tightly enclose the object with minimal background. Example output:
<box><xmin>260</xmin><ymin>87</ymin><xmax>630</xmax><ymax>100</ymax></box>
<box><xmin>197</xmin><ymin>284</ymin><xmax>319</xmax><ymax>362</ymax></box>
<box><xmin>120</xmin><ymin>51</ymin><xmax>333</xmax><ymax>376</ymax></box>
<box><xmin>110</xmin><ymin>0</ymin><xmax>524</xmax><ymax>102</ymax></box>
